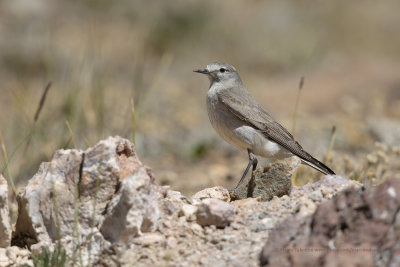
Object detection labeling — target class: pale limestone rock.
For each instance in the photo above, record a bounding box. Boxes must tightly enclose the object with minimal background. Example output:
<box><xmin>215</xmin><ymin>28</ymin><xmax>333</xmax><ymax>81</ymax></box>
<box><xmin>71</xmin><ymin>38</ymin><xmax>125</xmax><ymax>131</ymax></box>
<box><xmin>14</xmin><ymin>136</ymin><xmax>163</xmax><ymax>265</ymax></box>
<box><xmin>100</xmin><ymin>167</ymin><xmax>163</xmax><ymax>245</ymax></box>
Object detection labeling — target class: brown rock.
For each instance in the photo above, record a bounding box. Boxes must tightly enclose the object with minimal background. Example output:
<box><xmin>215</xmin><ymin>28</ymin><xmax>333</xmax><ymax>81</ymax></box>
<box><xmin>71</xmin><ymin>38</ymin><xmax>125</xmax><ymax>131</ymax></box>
<box><xmin>260</xmin><ymin>179</ymin><xmax>400</xmax><ymax>267</ymax></box>
<box><xmin>231</xmin><ymin>157</ymin><xmax>300</xmax><ymax>201</ymax></box>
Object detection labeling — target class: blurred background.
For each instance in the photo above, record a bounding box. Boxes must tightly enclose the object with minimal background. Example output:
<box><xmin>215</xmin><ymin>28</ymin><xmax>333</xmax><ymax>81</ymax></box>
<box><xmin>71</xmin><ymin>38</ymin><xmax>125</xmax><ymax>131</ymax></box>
<box><xmin>1</xmin><ymin>0</ymin><xmax>399</xmax><ymax>196</ymax></box>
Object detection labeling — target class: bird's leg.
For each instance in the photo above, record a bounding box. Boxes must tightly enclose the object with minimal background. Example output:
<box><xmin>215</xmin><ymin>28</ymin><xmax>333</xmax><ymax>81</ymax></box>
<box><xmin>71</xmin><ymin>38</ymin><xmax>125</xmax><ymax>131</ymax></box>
<box><xmin>232</xmin><ymin>149</ymin><xmax>258</xmax><ymax>190</ymax></box>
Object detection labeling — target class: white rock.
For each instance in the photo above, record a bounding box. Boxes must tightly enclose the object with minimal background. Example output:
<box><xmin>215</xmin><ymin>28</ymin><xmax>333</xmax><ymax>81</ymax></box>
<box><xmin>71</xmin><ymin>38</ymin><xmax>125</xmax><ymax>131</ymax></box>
<box><xmin>260</xmin><ymin>217</ymin><xmax>274</xmax><ymax>230</ymax></box>
<box><xmin>100</xmin><ymin>166</ymin><xmax>162</xmax><ymax>246</ymax></box>
<box><xmin>179</xmin><ymin>204</ymin><xmax>198</xmax><ymax>219</ymax></box>
<box><xmin>298</xmin><ymin>198</ymin><xmax>317</xmax><ymax>217</ymax></box>
<box><xmin>14</xmin><ymin>136</ymin><xmax>163</xmax><ymax>265</ymax></box>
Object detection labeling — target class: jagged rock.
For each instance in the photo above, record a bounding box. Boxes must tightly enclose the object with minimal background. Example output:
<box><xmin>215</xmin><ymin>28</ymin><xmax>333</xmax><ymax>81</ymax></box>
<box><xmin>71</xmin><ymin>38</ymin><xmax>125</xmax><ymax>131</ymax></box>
<box><xmin>100</xmin><ymin>166</ymin><xmax>163</xmax><ymax>245</ymax></box>
<box><xmin>13</xmin><ymin>136</ymin><xmax>163</xmax><ymax>265</ymax></box>
<box><xmin>10</xmin><ymin>135</ymin><xmax>372</xmax><ymax>267</ymax></box>
<box><xmin>160</xmin><ymin>189</ymin><xmax>186</xmax><ymax>215</ymax></box>
<box><xmin>196</xmin><ymin>198</ymin><xmax>234</xmax><ymax>228</ymax></box>
<box><xmin>231</xmin><ymin>156</ymin><xmax>300</xmax><ymax>201</ymax></box>
<box><xmin>259</xmin><ymin>178</ymin><xmax>400</xmax><ymax>267</ymax></box>
<box><xmin>0</xmin><ymin>175</ymin><xmax>10</xmax><ymax>248</ymax></box>
<box><xmin>192</xmin><ymin>186</ymin><xmax>231</xmax><ymax>202</ymax></box>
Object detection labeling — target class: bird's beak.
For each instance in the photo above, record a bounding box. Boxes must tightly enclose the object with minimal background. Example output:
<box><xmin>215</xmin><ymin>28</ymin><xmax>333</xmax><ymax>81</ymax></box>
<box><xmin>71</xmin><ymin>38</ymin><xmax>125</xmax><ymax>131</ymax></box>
<box><xmin>193</xmin><ymin>68</ymin><xmax>209</xmax><ymax>74</ymax></box>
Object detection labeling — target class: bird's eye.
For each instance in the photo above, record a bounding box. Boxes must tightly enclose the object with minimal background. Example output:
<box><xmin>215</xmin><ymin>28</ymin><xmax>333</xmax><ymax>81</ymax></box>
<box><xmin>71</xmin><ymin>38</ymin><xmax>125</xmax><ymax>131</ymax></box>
<box><xmin>219</xmin><ymin>68</ymin><xmax>226</xmax><ymax>73</ymax></box>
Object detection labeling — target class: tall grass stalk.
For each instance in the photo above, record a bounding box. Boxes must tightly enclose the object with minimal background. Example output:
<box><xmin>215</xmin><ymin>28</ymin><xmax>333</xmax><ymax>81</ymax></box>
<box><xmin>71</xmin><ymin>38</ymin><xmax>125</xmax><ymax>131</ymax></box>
<box><xmin>34</xmin><ymin>82</ymin><xmax>52</xmax><ymax>122</ymax></box>
<box><xmin>324</xmin><ymin>125</ymin><xmax>337</xmax><ymax>165</ymax></box>
<box><xmin>65</xmin><ymin>120</ymin><xmax>78</xmax><ymax>150</ymax></box>
<box><xmin>0</xmin><ymin>131</ymin><xmax>17</xmax><ymax>196</ymax></box>
<box><xmin>130</xmin><ymin>97</ymin><xmax>136</xmax><ymax>145</ymax></box>
<box><xmin>291</xmin><ymin>76</ymin><xmax>304</xmax><ymax>139</ymax></box>
<box><xmin>291</xmin><ymin>77</ymin><xmax>304</xmax><ymax>186</ymax></box>
<box><xmin>25</xmin><ymin>82</ymin><xmax>52</xmax><ymax>153</ymax></box>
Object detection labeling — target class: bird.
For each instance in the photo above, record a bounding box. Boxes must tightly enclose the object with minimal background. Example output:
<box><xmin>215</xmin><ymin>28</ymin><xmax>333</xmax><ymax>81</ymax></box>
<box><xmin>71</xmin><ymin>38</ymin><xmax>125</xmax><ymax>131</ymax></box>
<box><xmin>194</xmin><ymin>62</ymin><xmax>335</xmax><ymax>190</ymax></box>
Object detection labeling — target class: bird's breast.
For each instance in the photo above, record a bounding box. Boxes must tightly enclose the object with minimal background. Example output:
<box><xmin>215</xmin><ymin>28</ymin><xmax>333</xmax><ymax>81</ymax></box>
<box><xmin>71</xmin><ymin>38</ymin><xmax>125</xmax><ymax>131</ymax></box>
<box><xmin>206</xmin><ymin>90</ymin><xmax>249</xmax><ymax>151</ymax></box>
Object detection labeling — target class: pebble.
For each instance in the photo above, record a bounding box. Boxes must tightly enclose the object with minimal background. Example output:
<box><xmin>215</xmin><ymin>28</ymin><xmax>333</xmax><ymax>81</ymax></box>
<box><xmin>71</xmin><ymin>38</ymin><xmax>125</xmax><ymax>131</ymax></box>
<box><xmin>196</xmin><ymin>198</ymin><xmax>234</xmax><ymax>228</ymax></box>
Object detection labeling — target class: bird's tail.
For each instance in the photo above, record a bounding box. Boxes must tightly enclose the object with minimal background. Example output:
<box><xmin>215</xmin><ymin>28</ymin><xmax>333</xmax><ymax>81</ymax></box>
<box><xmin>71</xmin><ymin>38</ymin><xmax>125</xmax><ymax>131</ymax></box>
<box><xmin>300</xmin><ymin>155</ymin><xmax>335</xmax><ymax>176</ymax></box>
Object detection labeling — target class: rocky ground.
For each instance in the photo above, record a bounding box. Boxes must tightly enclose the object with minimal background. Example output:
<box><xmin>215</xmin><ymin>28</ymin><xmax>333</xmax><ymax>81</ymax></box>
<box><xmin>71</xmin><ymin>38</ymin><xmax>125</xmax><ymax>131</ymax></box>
<box><xmin>0</xmin><ymin>136</ymin><xmax>399</xmax><ymax>266</ymax></box>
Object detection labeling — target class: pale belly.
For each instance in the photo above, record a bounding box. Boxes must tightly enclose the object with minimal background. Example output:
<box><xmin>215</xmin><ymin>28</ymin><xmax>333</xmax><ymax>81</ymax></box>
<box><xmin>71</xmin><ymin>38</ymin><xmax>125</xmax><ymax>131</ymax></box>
<box><xmin>206</xmin><ymin>94</ymin><xmax>292</xmax><ymax>160</ymax></box>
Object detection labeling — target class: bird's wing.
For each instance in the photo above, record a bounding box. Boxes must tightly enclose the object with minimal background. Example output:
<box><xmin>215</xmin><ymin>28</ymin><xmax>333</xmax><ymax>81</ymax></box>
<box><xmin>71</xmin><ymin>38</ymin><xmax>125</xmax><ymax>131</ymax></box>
<box><xmin>217</xmin><ymin>87</ymin><xmax>335</xmax><ymax>175</ymax></box>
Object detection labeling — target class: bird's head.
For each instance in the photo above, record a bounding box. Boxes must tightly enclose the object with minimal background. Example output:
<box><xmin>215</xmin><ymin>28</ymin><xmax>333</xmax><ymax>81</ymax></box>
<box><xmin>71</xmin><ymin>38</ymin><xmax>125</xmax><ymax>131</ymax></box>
<box><xmin>194</xmin><ymin>62</ymin><xmax>241</xmax><ymax>85</ymax></box>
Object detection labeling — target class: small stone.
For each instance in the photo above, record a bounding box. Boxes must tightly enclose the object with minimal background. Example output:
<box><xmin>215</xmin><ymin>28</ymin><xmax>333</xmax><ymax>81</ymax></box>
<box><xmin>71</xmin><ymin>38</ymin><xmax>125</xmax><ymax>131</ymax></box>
<box><xmin>196</xmin><ymin>198</ymin><xmax>234</xmax><ymax>228</ymax></box>
<box><xmin>163</xmin><ymin>220</ymin><xmax>172</xmax><ymax>229</ymax></box>
<box><xmin>179</xmin><ymin>204</ymin><xmax>198</xmax><ymax>220</ymax></box>
<box><xmin>162</xmin><ymin>200</ymin><xmax>179</xmax><ymax>215</ymax></box>
<box><xmin>133</xmin><ymin>233</ymin><xmax>165</xmax><ymax>247</ymax></box>
<box><xmin>321</xmin><ymin>187</ymin><xmax>333</xmax><ymax>198</ymax></box>
<box><xmin>231</xmin><ymin>197</ymin><xmax>260</xmax><ymax>208</ymax></box>
<box><xmin>192</xmin><ymin>186</ymin><xmax>231</xmax><ymax>202</ymax></box>
<box><xmin>178</xmin><ymin>216</ymin><xmax>188</xmax><ymax>226</ymax></box>
<box><xmin>166</xmin><ymin>236</ymin><xmax>178</xmax><ymax>248</ymax></box>
<box><xmin>309</xmin><ymin>190</ymin><xmax>323</xmax><ymax>202</ymax></box>
<box><xmin>231</xmin><ymin>222</ymin><xmax>241</xmax><ymax>230</ymax></box>
<box><xmin>190</xmin><ymin>223</ymin><xmax>203</xmax><ymax>234</ymax></box>
<box><xmin>6</xmin><ymin>246</ymin><xmax>17</xmax><ymax>262</ymax></box>
<box><xmin>298</xmin><ymin>198</ymin><xmax>317</xmax><ymax>217</ymax></box>
<box><xmin>0</xmin><ymin>248</ymin><xmax>9</xmax><ymax>266</ymax></box>
<box><xmin>252</xmin><ymin>224</ymin><xmax>267</xmax><ymax>233</ymax></box>
<box><xmin>120</xmin><ymin>248</ymin><xmax>138</xmax><ymax>265</ymax></box>
<box><xmin>220</xmin><ymin>235</ymin><xmax>235</xmax><ymax>242</ymax></box>
<box><xmin>261</xmin><ymin>217</ymin><xmax>274</xmax><ymax>229</ymax></box>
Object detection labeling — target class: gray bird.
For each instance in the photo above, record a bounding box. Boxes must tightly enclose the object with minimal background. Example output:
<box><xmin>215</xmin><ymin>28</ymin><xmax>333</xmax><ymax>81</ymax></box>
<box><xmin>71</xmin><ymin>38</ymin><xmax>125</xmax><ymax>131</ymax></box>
<box><xmin>194</xmin><ymin>62</ymin><xmax>335</xmax><ymax>190</ymax></box>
